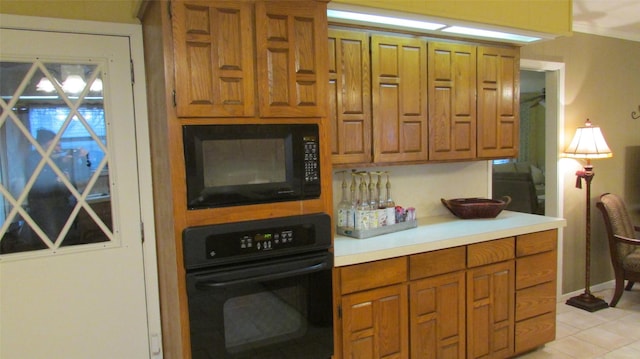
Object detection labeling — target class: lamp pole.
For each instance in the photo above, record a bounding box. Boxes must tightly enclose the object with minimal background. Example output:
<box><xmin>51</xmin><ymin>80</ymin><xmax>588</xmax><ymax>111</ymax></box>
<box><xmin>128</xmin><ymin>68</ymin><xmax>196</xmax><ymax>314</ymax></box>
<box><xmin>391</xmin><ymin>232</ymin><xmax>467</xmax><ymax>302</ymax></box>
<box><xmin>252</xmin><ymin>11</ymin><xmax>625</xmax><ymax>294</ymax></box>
<box><xmin>566</xmin><ymin>162</ymin><xmax>608</xmax><ymax>312</ymax></box>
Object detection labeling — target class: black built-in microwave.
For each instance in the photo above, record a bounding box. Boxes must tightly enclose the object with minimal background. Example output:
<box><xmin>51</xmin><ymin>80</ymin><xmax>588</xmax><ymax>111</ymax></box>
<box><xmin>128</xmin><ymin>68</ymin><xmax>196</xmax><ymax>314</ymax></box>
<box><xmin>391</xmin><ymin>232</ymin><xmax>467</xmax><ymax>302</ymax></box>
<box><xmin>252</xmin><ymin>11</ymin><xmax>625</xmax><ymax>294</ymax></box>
<box><xmin>183</xmin><ymin>124</ymin><xmax>321</xmax><ymax>209</ymax></box>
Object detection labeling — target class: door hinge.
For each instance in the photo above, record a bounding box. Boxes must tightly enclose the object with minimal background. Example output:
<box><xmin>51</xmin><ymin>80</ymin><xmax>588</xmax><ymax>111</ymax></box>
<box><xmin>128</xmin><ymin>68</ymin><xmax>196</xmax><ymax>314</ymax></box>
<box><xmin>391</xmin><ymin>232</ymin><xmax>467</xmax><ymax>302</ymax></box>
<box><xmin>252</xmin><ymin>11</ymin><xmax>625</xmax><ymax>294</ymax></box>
<box><xmin>140</xmin><ymin>221</ymin><xmax>145</xmax><ymax>243</ymax></box>
<box><xmin>150</xmin><ymin>333</ymin><xmax>162</xmax><ymax>356</ymax></box>
<box><xmin>172</xmin><ymin>90</ymin><xmax>177</xmax><ymax>107</ymax></box>
<box><xmin>167</xmin><ymin>0</ymin><xmax>172</xmax><ymax>19</ymax></box>
<box><xmin>130</xmin><ymin>59</ymin><xmax>135</xmax><ymax>85</ymax></box>
<box><xmin>337</xmin><ymin>305</ymin><xmax>342</xmax><ymax>319</ymax></box>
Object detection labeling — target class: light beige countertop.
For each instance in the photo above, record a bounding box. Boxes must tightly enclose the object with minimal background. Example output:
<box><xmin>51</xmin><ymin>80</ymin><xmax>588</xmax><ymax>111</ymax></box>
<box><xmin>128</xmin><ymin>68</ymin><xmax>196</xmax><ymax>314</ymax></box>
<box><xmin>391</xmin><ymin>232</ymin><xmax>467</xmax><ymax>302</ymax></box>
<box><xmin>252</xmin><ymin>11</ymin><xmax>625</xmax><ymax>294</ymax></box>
<box><xmin>334</xmin><ymin>211</ymin><xmax>566</xmax><ymax>267</ymax></box>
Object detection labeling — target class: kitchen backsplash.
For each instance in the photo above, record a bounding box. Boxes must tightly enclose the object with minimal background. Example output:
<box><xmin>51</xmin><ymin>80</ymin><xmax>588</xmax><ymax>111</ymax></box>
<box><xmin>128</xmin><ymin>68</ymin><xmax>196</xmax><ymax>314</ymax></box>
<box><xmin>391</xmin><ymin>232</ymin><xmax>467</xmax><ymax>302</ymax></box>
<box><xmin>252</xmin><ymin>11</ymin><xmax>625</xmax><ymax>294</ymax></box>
<box><xmin>332</xmin><ymin>161</ymin><xmax>492</xmax><ymax>220</ymax></box>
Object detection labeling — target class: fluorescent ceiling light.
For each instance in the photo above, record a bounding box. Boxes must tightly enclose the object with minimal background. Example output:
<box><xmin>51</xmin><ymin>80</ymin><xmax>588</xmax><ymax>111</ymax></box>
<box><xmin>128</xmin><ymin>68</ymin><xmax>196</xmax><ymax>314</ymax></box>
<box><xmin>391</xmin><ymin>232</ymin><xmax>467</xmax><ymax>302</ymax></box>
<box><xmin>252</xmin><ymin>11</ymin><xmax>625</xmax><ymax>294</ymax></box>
<box><xmin>327</xmin><ymin>9</ymin><xmax>445</xmax><ymax>31</ymax></box>
<box><xmin>327</xmin><ymin>5</ymin><xmax>548</xmax><ymax>44</ymax></box>
<box><xmin>442</xmin><ymin>26</ymin><xmax>541</xmax><ymax>43</ymax></box>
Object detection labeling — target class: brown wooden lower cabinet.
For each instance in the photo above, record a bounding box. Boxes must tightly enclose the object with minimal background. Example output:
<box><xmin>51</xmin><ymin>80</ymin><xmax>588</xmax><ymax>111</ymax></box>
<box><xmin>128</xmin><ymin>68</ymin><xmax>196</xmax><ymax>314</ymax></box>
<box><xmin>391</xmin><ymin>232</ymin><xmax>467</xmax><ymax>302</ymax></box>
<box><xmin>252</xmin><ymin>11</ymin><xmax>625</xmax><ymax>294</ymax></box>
<box><xmin>341</xmin><ymin>284</ymin><xmax>409</xmax><ymax>359</ymax></box>
<box><xmin>339</xmin><ymin>257</ymin><xmax>409</xmax><ymax>359</ymax></box>
<box><xmin>334</xmin><ymin>229</ymin><xmax>558</xmax><ymax>359</ymax></box>
<box><xmin>466</xmin><ymin>261</ymin><xmax>515</xmax><ymax>359</ymax></box>
<box><xmin>410</xmin><ymin>271</ymin><xmax>466</xmax><ymax>359</ymax></box>
<box><xmin>514</xmin><ymin>230</ymin><xmax>558</xmax><ymax>353</ymax></box>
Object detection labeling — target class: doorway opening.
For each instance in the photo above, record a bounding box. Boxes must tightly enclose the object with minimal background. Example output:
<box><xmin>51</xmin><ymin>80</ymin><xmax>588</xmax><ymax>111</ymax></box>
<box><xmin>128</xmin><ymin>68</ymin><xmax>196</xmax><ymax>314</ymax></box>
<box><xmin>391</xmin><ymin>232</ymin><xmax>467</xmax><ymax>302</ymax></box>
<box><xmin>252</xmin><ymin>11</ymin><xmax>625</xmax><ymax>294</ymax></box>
<box><xmin>491</xmin><ymin>60</ymin><xmax>564</xmax><ymax>221</ymax></box>
<box><xmin>492</xmin><ymin>70</ymin><xmax>546</xmax><ymax>215</ymax></box>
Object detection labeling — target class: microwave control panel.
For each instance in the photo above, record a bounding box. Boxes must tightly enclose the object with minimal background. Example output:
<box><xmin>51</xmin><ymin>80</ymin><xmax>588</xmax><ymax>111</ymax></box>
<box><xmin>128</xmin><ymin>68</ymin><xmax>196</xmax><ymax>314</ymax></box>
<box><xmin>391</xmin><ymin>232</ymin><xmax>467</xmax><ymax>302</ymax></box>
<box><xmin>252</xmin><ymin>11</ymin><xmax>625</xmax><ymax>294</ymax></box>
<box><xmin>303</xmin><ymin>136</ymin><xmax>319</xmax><ymax>183</ymax></box>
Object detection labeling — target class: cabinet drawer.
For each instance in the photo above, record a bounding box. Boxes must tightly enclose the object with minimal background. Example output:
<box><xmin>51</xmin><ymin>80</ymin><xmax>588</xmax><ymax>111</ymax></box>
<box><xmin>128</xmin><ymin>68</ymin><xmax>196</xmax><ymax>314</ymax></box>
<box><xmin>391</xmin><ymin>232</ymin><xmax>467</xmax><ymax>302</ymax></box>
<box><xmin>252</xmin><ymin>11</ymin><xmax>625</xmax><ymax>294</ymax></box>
<box><xmin>340</xmin><ymin>257</ymin><xmax>407</xmax><ymax>294</ymax></box>
<box><xmin>515</xmin><ymin>312</ymin><xmax>556</xmax><ymax>353</ymax></box>
<box><xmin>467</xmin><ymin>237</ymin><xmax>514</xmax><ymax>268</ymax></box>
<box><xmin>409</xmin><ymin>246</ymin><xmax>466</xmax><ymax>280</ymax></box>
<box><xmin>516</xmin><ymin>250</ymin><xmax>557</xmax><ymax>290</ymax></box>
<box><xmin>517</xmin><ymin>230</ymin><xmax>557</xmax><ymax>257</ymax></box>
<box><xmin>516</xmin><ymin>281</ymin><xmax>556</xmax><ymax>321</ymax></box>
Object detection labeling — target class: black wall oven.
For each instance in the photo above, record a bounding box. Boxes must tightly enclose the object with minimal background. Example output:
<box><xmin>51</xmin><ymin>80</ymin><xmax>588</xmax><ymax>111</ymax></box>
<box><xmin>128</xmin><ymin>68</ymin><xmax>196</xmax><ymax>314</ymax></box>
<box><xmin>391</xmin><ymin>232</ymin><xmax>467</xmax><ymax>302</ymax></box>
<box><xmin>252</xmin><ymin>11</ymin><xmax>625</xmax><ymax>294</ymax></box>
<box><xmin>183</xmin><ymin>214</ymin><xmax>333</xmax><ymax>359</ymax></box>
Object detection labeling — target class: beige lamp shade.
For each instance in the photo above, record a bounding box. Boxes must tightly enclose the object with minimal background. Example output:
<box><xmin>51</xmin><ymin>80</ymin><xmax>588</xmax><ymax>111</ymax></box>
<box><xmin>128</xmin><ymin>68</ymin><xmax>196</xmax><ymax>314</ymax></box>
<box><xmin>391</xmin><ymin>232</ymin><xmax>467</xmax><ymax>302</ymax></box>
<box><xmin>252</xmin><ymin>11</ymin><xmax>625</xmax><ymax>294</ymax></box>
<box><xmin>564</xmin><ymin>119</ymin><xmax>613</xmax><ymax>159</ymax></box>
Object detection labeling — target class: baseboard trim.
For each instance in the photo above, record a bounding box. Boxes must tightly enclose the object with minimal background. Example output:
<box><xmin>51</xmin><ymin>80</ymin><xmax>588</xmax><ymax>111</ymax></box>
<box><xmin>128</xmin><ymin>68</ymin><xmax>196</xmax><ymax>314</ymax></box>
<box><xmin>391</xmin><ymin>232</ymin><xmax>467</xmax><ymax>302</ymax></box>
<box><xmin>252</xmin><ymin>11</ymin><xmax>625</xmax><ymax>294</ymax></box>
<box><xmin>558</xmin><ymin>280</ymin><xmax>615</xmax><ymax>302</ymax></box>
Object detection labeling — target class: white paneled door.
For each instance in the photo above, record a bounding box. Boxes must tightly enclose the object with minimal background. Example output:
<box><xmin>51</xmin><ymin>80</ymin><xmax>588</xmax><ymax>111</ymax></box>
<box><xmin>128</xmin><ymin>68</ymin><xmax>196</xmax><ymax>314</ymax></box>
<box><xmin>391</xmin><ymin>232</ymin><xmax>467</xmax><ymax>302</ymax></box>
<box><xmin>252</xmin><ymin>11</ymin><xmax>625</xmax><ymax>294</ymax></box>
<box><xmin>0</xmin><ymin>29</ymin><xmax>150</xmax><ymax>358</ymax></box>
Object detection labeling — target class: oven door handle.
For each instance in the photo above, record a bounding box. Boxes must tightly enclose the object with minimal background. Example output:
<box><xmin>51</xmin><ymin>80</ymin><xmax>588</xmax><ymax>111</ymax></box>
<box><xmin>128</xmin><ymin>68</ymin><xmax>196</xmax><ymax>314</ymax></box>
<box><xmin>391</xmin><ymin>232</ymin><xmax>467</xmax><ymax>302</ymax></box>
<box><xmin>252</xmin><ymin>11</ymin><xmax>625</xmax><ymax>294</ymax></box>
<box><xmin>193</xmin><ymin>257</ymin><xmax>331</xmax><ymax>289</ymax></box>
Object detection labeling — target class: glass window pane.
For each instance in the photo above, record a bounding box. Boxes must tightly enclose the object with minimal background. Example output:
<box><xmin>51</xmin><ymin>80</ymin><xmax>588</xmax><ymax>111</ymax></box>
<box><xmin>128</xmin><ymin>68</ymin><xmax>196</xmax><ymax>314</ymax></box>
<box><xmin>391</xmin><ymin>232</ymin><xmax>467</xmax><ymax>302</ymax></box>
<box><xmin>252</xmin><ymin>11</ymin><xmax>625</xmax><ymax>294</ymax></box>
<box><xmin>1</xmin><ymin>60</ymin><xmax>112</xmax><ymax>255</ymax></box>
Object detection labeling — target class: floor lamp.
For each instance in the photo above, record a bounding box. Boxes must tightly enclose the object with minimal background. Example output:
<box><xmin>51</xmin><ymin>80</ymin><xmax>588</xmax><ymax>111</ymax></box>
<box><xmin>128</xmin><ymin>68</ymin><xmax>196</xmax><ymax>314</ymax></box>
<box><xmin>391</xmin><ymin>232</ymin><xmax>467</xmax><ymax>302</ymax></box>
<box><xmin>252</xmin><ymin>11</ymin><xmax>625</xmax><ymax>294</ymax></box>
<box><xmin>563</xmin><ymin>119</ymin><xmax>613</xmax><ymax>312</ymax></box>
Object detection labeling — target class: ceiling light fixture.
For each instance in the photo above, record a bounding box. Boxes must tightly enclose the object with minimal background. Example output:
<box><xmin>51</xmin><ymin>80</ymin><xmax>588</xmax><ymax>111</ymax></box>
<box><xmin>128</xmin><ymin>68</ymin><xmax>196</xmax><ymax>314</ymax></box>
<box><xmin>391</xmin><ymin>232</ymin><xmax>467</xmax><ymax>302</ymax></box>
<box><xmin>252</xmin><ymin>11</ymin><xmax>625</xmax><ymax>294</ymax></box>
<box><xmin>442</xmin><ymin>26</ymin><xmax>540</xmax><ymax>43</ymax></box>
<box><xmin>62</xmin><ymin>74</ymin><xmax>86</xmax><ymax>94</ymax></box>
<box><xmin>90</xmin><ymin>78</ymin><xmax>103</xmax><ymax>93</ymax></box>
<box><xmin>36</xmin><ymin>77</ymin><xmax>56</xmax><ymax>93</ymax></box>
<box><xmin>327</xmin><ymin>9</ymin><xmax>445</xmax><ymax>31</ymax></box>
<box><xmin>327</xmin><ymin>5</ymin><xmax>548</xmax><ymax>44</ymax></box>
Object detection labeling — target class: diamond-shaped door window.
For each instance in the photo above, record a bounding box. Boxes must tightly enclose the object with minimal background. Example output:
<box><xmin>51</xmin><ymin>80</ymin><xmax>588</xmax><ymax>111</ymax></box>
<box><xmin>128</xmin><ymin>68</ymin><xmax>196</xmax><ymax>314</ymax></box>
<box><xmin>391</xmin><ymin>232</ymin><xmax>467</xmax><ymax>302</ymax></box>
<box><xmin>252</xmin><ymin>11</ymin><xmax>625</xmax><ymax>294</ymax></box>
<box><xmin>1</xmin><ymin>60</ymin><xmax>113</xmax><ymax>255</ymax></box>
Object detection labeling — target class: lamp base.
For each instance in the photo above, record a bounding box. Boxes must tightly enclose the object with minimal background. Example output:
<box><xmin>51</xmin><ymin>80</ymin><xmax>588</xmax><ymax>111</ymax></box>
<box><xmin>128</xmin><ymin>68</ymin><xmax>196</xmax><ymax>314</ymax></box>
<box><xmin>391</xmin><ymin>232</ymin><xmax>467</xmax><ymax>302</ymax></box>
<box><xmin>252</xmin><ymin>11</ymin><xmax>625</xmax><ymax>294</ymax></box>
<box><xmin>566</xmin><ymin>292</ymin><xmax>608</xmax><ymax>312</ymax></box>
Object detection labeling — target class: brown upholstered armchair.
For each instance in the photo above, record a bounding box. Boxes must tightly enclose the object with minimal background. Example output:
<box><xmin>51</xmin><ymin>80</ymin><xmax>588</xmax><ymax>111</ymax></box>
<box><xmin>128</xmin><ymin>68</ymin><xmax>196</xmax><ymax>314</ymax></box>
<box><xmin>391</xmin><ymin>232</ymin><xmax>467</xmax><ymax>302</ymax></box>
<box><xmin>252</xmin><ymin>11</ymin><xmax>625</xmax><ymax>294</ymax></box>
<box><xmin>596</xmin><ymin>193</ymin><xmax>640</xmax><ymax>307</ymax></box>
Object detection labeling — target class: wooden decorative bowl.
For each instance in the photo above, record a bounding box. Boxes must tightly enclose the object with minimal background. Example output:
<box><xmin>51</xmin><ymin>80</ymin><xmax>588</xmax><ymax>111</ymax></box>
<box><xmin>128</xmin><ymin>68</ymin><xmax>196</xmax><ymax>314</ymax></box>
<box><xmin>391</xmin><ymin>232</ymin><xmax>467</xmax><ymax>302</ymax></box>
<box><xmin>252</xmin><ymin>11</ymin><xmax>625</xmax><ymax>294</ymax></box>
<box><xmin>441</xmin><ymin>196</ymin><xmax>511</xmax><ymax>219</ymax></box>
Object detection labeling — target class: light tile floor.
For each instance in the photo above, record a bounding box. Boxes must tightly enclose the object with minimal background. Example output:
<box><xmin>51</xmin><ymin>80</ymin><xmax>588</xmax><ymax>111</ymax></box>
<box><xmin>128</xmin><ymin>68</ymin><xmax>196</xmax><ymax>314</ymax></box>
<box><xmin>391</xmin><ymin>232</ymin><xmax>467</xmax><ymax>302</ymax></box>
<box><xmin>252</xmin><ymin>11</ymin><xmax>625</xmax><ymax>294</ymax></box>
<box><xmin>516</xmin><ymin>287</ymin><xmax>640</xmax><ymax>358</ymax></box>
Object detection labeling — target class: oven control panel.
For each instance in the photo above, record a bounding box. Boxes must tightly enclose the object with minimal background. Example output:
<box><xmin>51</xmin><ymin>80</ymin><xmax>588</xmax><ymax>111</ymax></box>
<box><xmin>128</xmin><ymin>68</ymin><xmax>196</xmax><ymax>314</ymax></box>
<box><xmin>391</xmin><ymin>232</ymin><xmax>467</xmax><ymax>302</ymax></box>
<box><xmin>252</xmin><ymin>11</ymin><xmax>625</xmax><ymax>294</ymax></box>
<box><xmin>182</xmin><ymin>213</ymin><xmax>331</xmax><ymax>270</ymax></box>
<box><xmin>204</xmin><ymin>226</ymin><xmax>309</xmax><ymax>260</ymax></box>
<box><xmin>240</xmin><ymin>229</ymin><xmax>294</xmax><ymax>251</ymax></box>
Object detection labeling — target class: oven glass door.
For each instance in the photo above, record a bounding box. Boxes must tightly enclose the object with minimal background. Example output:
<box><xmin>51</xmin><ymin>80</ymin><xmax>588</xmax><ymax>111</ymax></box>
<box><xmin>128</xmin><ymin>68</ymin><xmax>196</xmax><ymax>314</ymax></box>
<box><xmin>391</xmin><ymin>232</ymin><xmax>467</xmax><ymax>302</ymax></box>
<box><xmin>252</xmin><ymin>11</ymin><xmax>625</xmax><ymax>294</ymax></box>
<box><xmin>186</xmin><ymin>252</ymin><xmax>333</xmax><ymax>359</ymax></box>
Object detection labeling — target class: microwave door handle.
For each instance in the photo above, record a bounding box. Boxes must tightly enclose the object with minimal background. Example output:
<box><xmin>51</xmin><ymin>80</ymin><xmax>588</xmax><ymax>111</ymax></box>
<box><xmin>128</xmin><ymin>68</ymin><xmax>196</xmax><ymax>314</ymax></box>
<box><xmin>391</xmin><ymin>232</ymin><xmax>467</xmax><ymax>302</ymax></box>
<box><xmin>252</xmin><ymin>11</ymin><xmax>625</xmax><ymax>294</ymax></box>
<box><xmin>194</xmin><ymin>260</ymin><xmax>330</xmax><ymax>290</ymax></box>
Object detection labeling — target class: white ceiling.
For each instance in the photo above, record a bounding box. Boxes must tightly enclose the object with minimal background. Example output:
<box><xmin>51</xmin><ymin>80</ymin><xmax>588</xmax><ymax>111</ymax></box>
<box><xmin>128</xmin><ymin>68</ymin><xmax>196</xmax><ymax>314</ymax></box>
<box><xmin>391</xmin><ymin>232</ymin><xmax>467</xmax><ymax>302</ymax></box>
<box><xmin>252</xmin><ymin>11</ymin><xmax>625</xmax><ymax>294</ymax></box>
<box><xmin>573</xmin><ymin>0</ymin><xmax>640</xmax><ymax>41</ymax></box>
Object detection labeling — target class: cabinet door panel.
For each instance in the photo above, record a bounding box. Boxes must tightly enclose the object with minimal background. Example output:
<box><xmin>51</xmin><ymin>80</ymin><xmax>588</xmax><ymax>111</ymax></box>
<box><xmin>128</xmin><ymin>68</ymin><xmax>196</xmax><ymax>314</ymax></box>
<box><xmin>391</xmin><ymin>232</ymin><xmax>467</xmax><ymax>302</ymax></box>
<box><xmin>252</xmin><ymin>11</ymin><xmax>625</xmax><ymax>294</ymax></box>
<box><xmin>477</xmin><ymin>46</ymin><xmax>520</xmax><ymax>158</ymax></box>
<box><xmin>342</xmin><ymin>284</ymin><xmax>409</xmax><ymax>359</ymax></box>
<box><xmin>172</xmin><ymin>0</ymin><xmax>255</xmax><ymax>117</ymax></box>
<box><xmin>256</xmin><ymin>1</ymin><xmax>328</xmax><ymax>117</ymax></box>
<box><xmin>328</xmin><ymin>29</ymin><xmax>371</xmax><ymax>164</ymax></box>
<box><xmin>372</xmin><ymin>35</ymin><xmax>428</xmax><ymax>163</ymax></box>
<box><xmin>467</xmin><ymin>261</ymin><xmax>515</xmax><ymax>359</ymax></box>
<box><xmin>378</xmin><ymin>84</ymin><xmax>401</xmax><ymax>153</ymax></box>
<box><xmin>410</xmin><ymin>271</ymin><xmax>466</xmax><ymax>359</ymax></box>
<box><xmin>428</xmin><ymin>42</ymin><xmax>477</xmax><ymax>160</ymax></box>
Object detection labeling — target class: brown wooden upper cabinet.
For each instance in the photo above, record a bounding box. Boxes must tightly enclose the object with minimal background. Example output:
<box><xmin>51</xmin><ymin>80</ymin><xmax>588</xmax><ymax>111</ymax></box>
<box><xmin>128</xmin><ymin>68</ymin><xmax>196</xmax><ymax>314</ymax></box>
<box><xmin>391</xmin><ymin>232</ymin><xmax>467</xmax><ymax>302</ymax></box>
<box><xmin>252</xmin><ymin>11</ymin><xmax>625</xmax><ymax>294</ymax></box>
<box><xmin>328</xmin><ymin>29</ymin><xmax>372</xmax><ymax>165</ymax></box>
<box><xmin>371</xmin><ymin>35</ymin><xmax>429</xmax><ymax>163</ymax></box>
<box><xmin>256</xmin><ymin>1</ymin><xmax>328</xmax><ymax>118</ymax></box>
<box><xmin>428</xmin><ymin>42</ymin><xmax>477</xmax><ymax>161</ymax></box>
<box><xmin>477</xmin><ymin>46</ymin><xmax>520</xmax><ymax>158</ymax></box>
<box><xmin>171</xmin><ymin>0</ymin><xmax>328</xmax><ymax>118</ymax></box>
<box><xmin>329</xmin><ymin>28</ymin><xmax>520</xmax><ymax>166</ymax></box>
<box><xmin>172</xmin><ymin>1</ymin><xmax>255</xmax><ymax>117</ymax></box>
